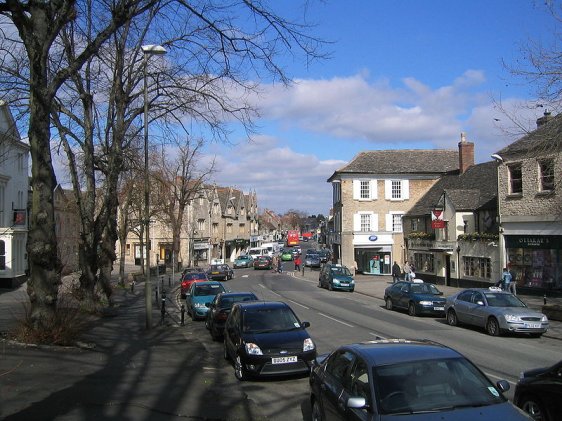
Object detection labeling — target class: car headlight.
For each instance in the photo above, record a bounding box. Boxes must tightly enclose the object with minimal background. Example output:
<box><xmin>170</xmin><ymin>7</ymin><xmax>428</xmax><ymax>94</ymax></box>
<box><xmin>194</xmin><ymin>303</ymin><xmax>207</xmax><ymax>308</ymax></box>
<box><xmin>504</xmin><ymin>314</ymin><xmax>522</xmax><ymax>322</ymax></box>
<box><xmin>541</xmin><ymin>315</ymin><xmax>548</xmax><ymax>322</ymax></box>
<box><xmin>418</xmin><ymin>301</ymin><xmax>432</xmax><ymax>306</ymax></box>
<box><xmin>245</xmin><ymin>342</ymin><xmax>263</xmax><ymax>355</ymax></box>
<box><xmin>303</xmin><ymin>338</ymin><xmax>315</xmax><ymax>352</ymax></box>
<box><xmin>333</xmin><ymin>279</ymin><xmax>340</xmax><ymax>285</ymax></box>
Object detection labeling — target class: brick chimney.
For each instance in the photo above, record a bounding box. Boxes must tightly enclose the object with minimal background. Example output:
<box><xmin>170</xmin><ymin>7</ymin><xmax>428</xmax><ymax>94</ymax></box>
<box><xmin>458</xmin><ymin>132</ymin><xmax>474</xmax><ymax>174</ymax></box>
<box><xmin>536</xmin><ymin>111</ymin><xmax>553</xmax><ymax>128</ymax></box>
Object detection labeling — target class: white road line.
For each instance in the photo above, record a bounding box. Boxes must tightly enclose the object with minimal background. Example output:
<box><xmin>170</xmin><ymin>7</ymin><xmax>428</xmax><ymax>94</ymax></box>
<box><xmin>318</xmin><ymin>312</ymin><xmax>354</xmax><ymax>327</ymax></box>
<box><xmin>288</xmin><ymin>299</ymin><xmax>310</xmax><ymax>310</ymax></box>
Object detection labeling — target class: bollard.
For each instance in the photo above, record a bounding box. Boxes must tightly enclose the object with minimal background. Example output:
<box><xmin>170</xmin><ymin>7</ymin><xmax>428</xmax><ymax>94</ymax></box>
<box><xmin>155</xmin><ymin>287</ymin><xmax>158</xmax><ymax>303</ymax></box>
<box><xmin>168</xmin><ymin>276</ymin><xmax>171</xmax><ymax>287</ymax></box>
<box><xmin>130</xmin><ymin>280</ymin><xmax>135</xmax><ymax>293</ymax></box>
<box><xmin>161</xmin><ymin>298</ymin><xmax>166</xmax><ymax>324</ymax></box>
<box><xmin>181</xmin><ymin>304</ymin><xmax>185</xmax><ymax>326</ymax></box>
<box><xmin>161</xmin><ymin>277</ymin><xmax>164</xmax><ymax>291</ymax></box>
<box><xmin>544</xmin><ymin>294</ymin><xmax>547</xmax><ymax>305</ymax></box>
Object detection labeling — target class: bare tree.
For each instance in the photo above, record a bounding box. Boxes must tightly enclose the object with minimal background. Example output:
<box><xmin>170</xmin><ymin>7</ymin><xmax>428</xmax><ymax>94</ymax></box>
<box><xmin>151</xmin><ymin>138</ymin><xmax>215</xmax><ymax>268</ymax></box>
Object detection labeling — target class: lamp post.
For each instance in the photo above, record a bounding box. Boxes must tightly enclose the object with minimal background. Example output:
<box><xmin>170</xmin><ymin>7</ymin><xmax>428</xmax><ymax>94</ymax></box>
<box><xmin>491</xmin><ymin>153</ymin><xmax>505</xmax><ymax>273</ymax></box>
<box><xmin>142</xmin><ymin>44</ymin><xmax>166</xmax><ymax>330</ymax></box>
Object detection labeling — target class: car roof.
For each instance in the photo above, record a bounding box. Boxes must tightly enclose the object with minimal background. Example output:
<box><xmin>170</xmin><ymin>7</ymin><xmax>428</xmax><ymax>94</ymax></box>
<box><xmin>234</xmin><ymin>300</ymin><xmax>289</xmax><ymax>311</ymax></box>
<box><xmin>460</xmin><ymin>287</ymin><xmax>510</xmax><ymax>294</ymax></box>
<box><xmin>337</xmin><ymin>339</ymin><xmax>462</xmax><ymax>366</ymax></box>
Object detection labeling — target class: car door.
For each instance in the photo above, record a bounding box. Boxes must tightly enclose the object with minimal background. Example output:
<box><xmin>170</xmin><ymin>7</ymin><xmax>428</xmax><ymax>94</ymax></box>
<box><xmin>224</xmin><ymin>306</ymin><xmax>240</xmax><ymax>359</ymax></box>
<box><xmin>395</xmin><ymin>283</ymin><xmax>411</xmax><ymax>309</ymax></box>
<box><xmin>319</xmin><ymin>350</ymin><xmax>356</xmax><ymax>421</ymax></box>
<box><xmin>452</xmin><ymin>290</ymin><xmax>475</xmax><ymax>324</ymax></box>
<box><xmin>470</xmin><ymin>292</ymin><xmax>488</xmax><ymax>327</ymax></box>
<box><xmin>336</xmin><ymin>357</ymin><xmax>372</xmax><ymax>421</ymax></box>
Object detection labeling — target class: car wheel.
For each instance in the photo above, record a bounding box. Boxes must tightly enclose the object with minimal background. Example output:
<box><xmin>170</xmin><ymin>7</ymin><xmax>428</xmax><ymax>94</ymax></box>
<box><xmin>190</xmin><ymin>309</ymin><xmax>196</xmax><ymax>321</ymax></box>
<box><xmin>210</xmin><ymin>327</ymin><xmax>220</xmax><ymax>342</ymax></box>
<box><xmin>486</xmin><ymin>317</ymin><xmax>501</xmax><ymax>336</ymax></box>
<box><xmin>385</xmin><ymin>297</ymin><xmax>393</xmax><ymax>310</ymax></box>
<box><xmin>408</xmin><ymin>302</ymin><xmax>417</xmax><ymax>317</ymax></box>
<box><xmin>205</xmin><ymin>317</ymin><xmax>210</xmax><ymax>330</ymax></box>
<box><xmin>311</xmin><ymin>399</ymin><xmax>324</xmax><ymax>421</ymax></box>
<box><xmin>519</xmin><ymin>394</ymin><xmax>547</xmax><ymax>421</ymax></box>
<box><xmin>328</xmin><ymin>282</ymin><xmax>333</xmax><ymax>291</ymax></box>
<box><xmin>317</xmin><ymin>279</ymin><xmax>322</xmax><ymax>288</ymax></box>
<box><xmin>529</xmin><ymin>332</ymin><xmax>543</xmax><ymax>338</ymax></box>
<box><xmin>234</xmin><ymin>355</ymin><xmax>248</xmax><ymax>381</ymax></box>
<box><xmin>446</xmin><ymin>309</ymin><xmax>458</xmax><ymax>326</ymax></box>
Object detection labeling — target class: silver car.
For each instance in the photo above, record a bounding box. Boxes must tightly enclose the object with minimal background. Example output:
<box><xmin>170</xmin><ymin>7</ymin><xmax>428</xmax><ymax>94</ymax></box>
<box><xmin>445</xmin><ymin>287</ymin><xmax>549</xmax><ymax>337</ymax></box>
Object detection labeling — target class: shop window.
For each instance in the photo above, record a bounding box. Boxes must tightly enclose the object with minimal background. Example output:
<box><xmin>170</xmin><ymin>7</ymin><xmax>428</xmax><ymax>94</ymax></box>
<box><xmin>508</xmin><ymin>164</ymin><xmax>522</xmax><ymax>194</ymax></box>
<box><xmin>413</xmin><ymin>253</ymin><xmax>434</xmax><ymax>273</ymax></box>
<box><xmin>462</xmin><ymin>256</ymin><xmax>491</xmax><ymax>279</ymax></box>
<box><xmin>538</xmin><ymin>159</ymin><xmax>554</xmax><ymax>192</ymax></box>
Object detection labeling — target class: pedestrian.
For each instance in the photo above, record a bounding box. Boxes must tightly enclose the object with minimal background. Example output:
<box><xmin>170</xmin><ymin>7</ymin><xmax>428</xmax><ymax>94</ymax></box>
<box><xmin>502</xmin><ymin>267</ymin><xmax>512</xmax><ymax>292</ymax></box>
<box><xmin>271</xmin><ymin>255</ymin><xmax>278</xmax><ymax>273</ymax></box>
<box><xmin>392</xmin><ymin>261</ymin><xmax>401</xmax><ymax>283</ymax></box>
<box><xmin>294</xmin><ymin>256</ymin><xmax>301</xmax><ymax>271</ymax></box>
<box><xmin>508</xmin><ymin>267</ymin><xmax>517</xmax><ymax>295</ymax></box>
<box><xmin>277</xmin><ymin>258</ymin><xmax>283</xmax><ymax>274</ymax></box>
<box><xmin>403</xmin><ymin>261</ymin><xmax>412</xmax><ymax>282</ymax></box>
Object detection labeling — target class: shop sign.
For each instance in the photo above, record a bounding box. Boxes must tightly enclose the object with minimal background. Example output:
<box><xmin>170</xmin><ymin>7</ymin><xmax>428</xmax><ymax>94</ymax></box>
<box><xmin>193</xmin><ymin>242</ymin><xmax>208</xmax><ymax>250</ymax></box>
<box><xmin>369</xmin><ymin>235</ymin><xmax>378</xmax><ymax>241</ymax></box>
<box><xmin>431</xmin><ymin>209</ymin><xmax>446</xmax><ymax>229</ymax></box>
<box><xmin>505</xmin><ymin>235</ymin><xmax>561</xmax><ymax>249</ymax></box>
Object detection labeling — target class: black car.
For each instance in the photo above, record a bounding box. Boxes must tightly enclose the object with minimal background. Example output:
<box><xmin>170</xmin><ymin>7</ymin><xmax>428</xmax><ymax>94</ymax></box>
<box><xmin>384</xmin><ymin>280</ymin><xmax>445</xmax><ymax>317</ymax></box>
<box><xmin>514</xmin><ymin>360</ymin><xmax>562</xmax><ymax>421</ymax></box>
<box><xmin>310</xmin><ymin>339</ymin><xmax>529</xmax><ymax>421</ymax></box>
<box><xmin>205</xmin><ymin>292</ymin><xmax>258</xmax><ymax>340</ymax></box>
<box><xmin>317</xmin><ymin>249</ymin><xmax>330</xmax><ymax>263</ymax></box>
<box><xmin>206</xmin><ymin>264</ymin><xmax>234</xmax><ymax>281</ymax></box>
<box><xmin>223</xmin><ymin>301</ymin><xmax>316</xmax><ymax>380</ymax></box>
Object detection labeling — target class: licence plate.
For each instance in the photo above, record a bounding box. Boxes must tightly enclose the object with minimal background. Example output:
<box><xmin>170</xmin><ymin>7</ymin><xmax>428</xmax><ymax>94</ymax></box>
<box><xmin>434</xmin><ymin>307</ymin><xmax>445</xmax><ymax>311</ymax></box>
<box><xmin>341</xmin><ymin>283</ymin><xmax>349</xmax><ymax>286</ymax></box>
<box><xmin>525</xmin><ymin>323</ymin><xmax>541</xmax><ymax>329</ymax></box>
<box><xmin>272</xmin><ymin>356</ymin><xmax>297</xmax><ymax>364</ymax></box>
<box><xmin>212</xmin><ymin>272</ymin><xmax>219</xmax><ymax>274</ymax></box>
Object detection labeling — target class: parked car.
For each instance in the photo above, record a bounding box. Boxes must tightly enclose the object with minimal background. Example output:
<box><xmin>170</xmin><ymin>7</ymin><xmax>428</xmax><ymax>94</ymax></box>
<box><xmin>305</xmin><ymin>253</ymin><xmax>321</xmax><ymax>268</ymax></box>
<box><xmin>206</xmin><ymin>264</ymin><xmax>234</xmax><ymax>281</ymax></box>
<box><xmin>233</xmin><ymin>255</ymin><xmax>254</xmax><ymax>269</ymax></box>
<box><xmin>223</xmin><ymin>301</ymin><xmax>316</xmax><ymax>380</ymax></box>
<box><xmin>310</xmin><ymin>339</ymin><xmax>531</xmax><ymax>421</ymax></box>
<box><xmin>280</xmin><ymin>249</ymin><xmax>293</xmax><ymax>261</ymax></box>
<box><xmin>384</xmin><ymin>280</ymin><xmax>445</xmax><ymax>317</ymax></box>
<box><xmin>317</xmin><ymin>249</ymin><xmax>330</xmax><ymax>263</ymax></box>
<box><xmin>185</xmin><ymin>281</ymin><xmax>226</xmax><ymax>320</ymax></box>
<box><xmin>180</xmin><ymin>271</ymin><xmax>208</xmax><ymax>298</ymax></box>
<box><xmin>514</xmin><ymin>360</ymin><xmax>562</xmax><ymax>421</ymax></box>
<box><xmin>318</xmin><ymin>263</ymin><xmax>354</xmax><ymax>292</ymax></box>
<box><xmin>445</xmin><ymin>287</ymin><xmax>549</xmax><ymax>337</ymax></box>
<box><xmin>205</xmin><ymin>292</ymin><xmax>259</xmax><ymax>340</ymax></box>
<box><xmin>253</xmin><ymin>255</ymin><xmax>273</xmax><ymax>270</ymax></box>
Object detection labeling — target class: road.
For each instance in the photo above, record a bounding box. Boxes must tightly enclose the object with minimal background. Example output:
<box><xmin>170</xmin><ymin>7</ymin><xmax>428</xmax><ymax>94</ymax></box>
<box><xmin>174</xmin><ymin>252</ymin><xmax>561</xmax><ymax>421</ymax></box>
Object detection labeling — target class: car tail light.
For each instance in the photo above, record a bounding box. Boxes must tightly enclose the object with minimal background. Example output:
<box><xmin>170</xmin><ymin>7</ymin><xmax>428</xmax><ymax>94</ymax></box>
<box><xmin>181</xmin><ymin>281</ymin><xmax>188</xmax><ymax>289</ymax></box>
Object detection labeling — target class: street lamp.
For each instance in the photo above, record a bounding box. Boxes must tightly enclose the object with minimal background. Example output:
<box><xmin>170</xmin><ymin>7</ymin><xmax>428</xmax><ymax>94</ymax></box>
<box><xmin>142</xmin><ymin>44</ymin><xmax>167</xmax><ymax>330</ymax></box>
<box><xmin>491</xmin><ymin>153</ymin><xmax>505</xmax><ymax>272</ymax></box>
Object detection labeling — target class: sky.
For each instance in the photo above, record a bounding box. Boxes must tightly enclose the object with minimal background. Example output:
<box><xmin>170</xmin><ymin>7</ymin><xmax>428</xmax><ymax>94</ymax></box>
<box><xmin>201</xmin><ymin>0</ymin><xmax>560</xmax><ymax>216</ymax></box>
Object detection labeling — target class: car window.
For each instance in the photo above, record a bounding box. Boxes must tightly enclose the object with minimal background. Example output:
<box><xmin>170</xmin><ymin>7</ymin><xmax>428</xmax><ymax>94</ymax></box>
<box><xmin>374</xmin><ymin>357</ymin><xmax>505</xmax><ymax>415</ymax></box>
<box><xmin>325</xmin><ymin>351</ymin><xmax>355</xmax><ymax>386</ymax></box>
<box><xmin>472</xmin><ymin>292</ymin><xmax>485</xmax><ymax>305</ymax></box>
<box><xmin>194</xmin><ymin>284</ymin><xmax>224</xmax><ymax>296</ymax></box>
<box><xmin>350</xmin><ymin>359</ymin><xmax>371</xmax><ymax>402</ymax></box>
<box><xmin>483</xmin><ymin>292</ymin><xmax>527</xmax><ymax>307</ymax></box>
<box><xmin>457</xmin><ymin>290</ymin><xmax>473</xmax><ymax>302</ymax></box>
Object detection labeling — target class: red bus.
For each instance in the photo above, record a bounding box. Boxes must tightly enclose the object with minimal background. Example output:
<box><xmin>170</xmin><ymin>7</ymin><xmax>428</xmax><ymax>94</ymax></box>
<box><xmin>287</xmin><ymin>230</ymin><xmax>299</xmax><ymax>247</ymax></box>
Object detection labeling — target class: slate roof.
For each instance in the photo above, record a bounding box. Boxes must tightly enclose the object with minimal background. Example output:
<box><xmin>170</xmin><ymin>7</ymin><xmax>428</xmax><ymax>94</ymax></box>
<box><xmin>406</xmin><ymin>160</ymin><xmax>497</xmax><ymax>216</ymax></box>
<box><xmin>328</xmin><ymin>149</ymin><xmax>460</xmax><ymax>181</ymax></box>
<box><xmin>495</xmin><ymin>112</ymin><xmax>562</xmax><ymax>160</ymax></box>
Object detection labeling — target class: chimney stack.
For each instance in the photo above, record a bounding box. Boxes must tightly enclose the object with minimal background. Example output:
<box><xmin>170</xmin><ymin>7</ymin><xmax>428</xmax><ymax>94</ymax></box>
<box><xmin>458</xmin><ymin>132</ymin><xmax>474</xmax><ymax>174</ymax></box>
<box><xmin>536</xmin><ymin>111</ymin><xmax>553</xmax><ymax>128</ymax></box>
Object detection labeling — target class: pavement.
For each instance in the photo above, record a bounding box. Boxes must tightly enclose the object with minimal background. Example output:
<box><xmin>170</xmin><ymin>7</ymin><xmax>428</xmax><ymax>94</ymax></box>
<box><xmin>1</xmin><ymin>264</ymin><xmax>561</xmax><ymax>420</ymax></box>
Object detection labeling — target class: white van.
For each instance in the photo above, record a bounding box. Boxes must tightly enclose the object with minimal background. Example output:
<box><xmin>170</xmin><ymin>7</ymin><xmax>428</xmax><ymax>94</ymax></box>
<box><xmin>248</xmin><ymin>247</ymin><xmax>267</xmax><ymax>258</ymax></box>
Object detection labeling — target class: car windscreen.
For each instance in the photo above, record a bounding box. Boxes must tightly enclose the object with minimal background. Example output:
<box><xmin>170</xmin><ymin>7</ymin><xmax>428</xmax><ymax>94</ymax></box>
<box><xmin>184</xmin><ymin>273</ymin><xmax>206</xmax><ymax>280</ymax></box>
<box><xmin>220</xmin><ymin>295</ymin><xmax>257</xmax><ymax>308</ymax></box>
<box><xmin>330</xmin><ymin>267</ymin><xmax>352</xmax><ymax>276</ymax></box>
<box><xmin>374</xmin><ymin>357</ymin><xmax>505</xmax><ymax>415</ymax></box>
<box><xmin>243</xmin><ymin>307</ymin><xmax>301</xmax><ymax>333</ymax></box>
<box><xmin>194</xmin><ymin>284</ymin><xmax>224</xmax><ymax>296</ymax></box>
<box><xmin>411</xmin><ymin>284</ymin><xmax>440</xmax><ymax>295</ymax></box>
<box><xmin>483</xmin><ymin>292</ymin><xmax>527</xmax><ymax>307</ymax></box>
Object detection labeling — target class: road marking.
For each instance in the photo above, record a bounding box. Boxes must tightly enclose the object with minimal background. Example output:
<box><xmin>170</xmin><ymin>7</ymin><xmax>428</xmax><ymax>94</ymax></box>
<box><xmin>369</xmin><ymin>332</ymin><xmax>387</xmax><ymax>340</ymax></box>
<box><xmin>241</xmin><ymin>275</ymin><xmax>249</xmax><ymax>278</ymax></box>
<box><xmin>318</xmin><ymin>312</ymin><xmax>354</xmax><ymax>327</ymax></box>
<box><xmin>288</xmin><ymin>299</ymin><xmax>310</xmax><ymax>310</ymax></box>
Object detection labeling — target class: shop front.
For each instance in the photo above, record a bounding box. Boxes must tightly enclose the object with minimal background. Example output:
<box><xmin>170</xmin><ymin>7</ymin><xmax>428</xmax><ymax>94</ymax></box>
<box><xmin>193</xmin><ymin>240</ymin><xmax>209</xmax><ymax>266</ymax></box>
<box><xmin>505</xmin><ymin>235</ymin><xmax>561</xmax><ymax>292</ymax></box>
<box><xmin>353</xmin><ymin>234</ymin><xmax>393</xmax><ymax>275</ymax></box>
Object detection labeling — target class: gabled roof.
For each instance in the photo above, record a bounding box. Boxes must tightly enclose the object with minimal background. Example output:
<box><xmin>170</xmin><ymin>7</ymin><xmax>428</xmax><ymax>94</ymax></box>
<box><xmin>406</xmin><ymin>160</ymin><xmax>497</xmax><ymax>216</ymax></box>
<box><xmin>328</xmin><ymin>149</ymin><xmax>459</xmax><ymax>181</ymax></box>
<box><xmin>495</xmin><ymin>112</ymin><xmax>562</xmax><ymax>160</ymax></box>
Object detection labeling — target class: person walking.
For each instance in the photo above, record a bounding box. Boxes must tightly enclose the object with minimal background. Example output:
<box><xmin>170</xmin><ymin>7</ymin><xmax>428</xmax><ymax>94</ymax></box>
<box><xmin>277</xmin><ymin>257</ymin><xmax>283</xmax><ymax>274</ymax></box>
<box><xmin>294</xmin><ymin>255</ymin><xmax>301</xmax><ymax>271</ymax></box>
<box><xmin>502</xmin><ymin>267</ymin><xmax>512</xmax><ymax>292</ymax></box>
<box><xmin>392</xmin><ymin>261</ymin><xmax>401</xmax><ymax>283</ymax></box>
<box><xmin>403</xmin><ymin>261</ymin><xmax>412</xmax><ymax>282</ymax></box>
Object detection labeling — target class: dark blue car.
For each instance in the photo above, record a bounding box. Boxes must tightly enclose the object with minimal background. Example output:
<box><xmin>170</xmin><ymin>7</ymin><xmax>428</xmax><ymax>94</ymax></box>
<box><xmin>384</xmin><ymin>280</ymin><xmax>445</xmax><ymax>317</ymax></box>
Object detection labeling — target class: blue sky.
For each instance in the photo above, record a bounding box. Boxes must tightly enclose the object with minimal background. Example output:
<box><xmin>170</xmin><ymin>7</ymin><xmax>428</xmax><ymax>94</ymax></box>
<box><xmin>206</xmin><ymin>1</ymin><xmax>559</xmax><ymax>216</ymax></box>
